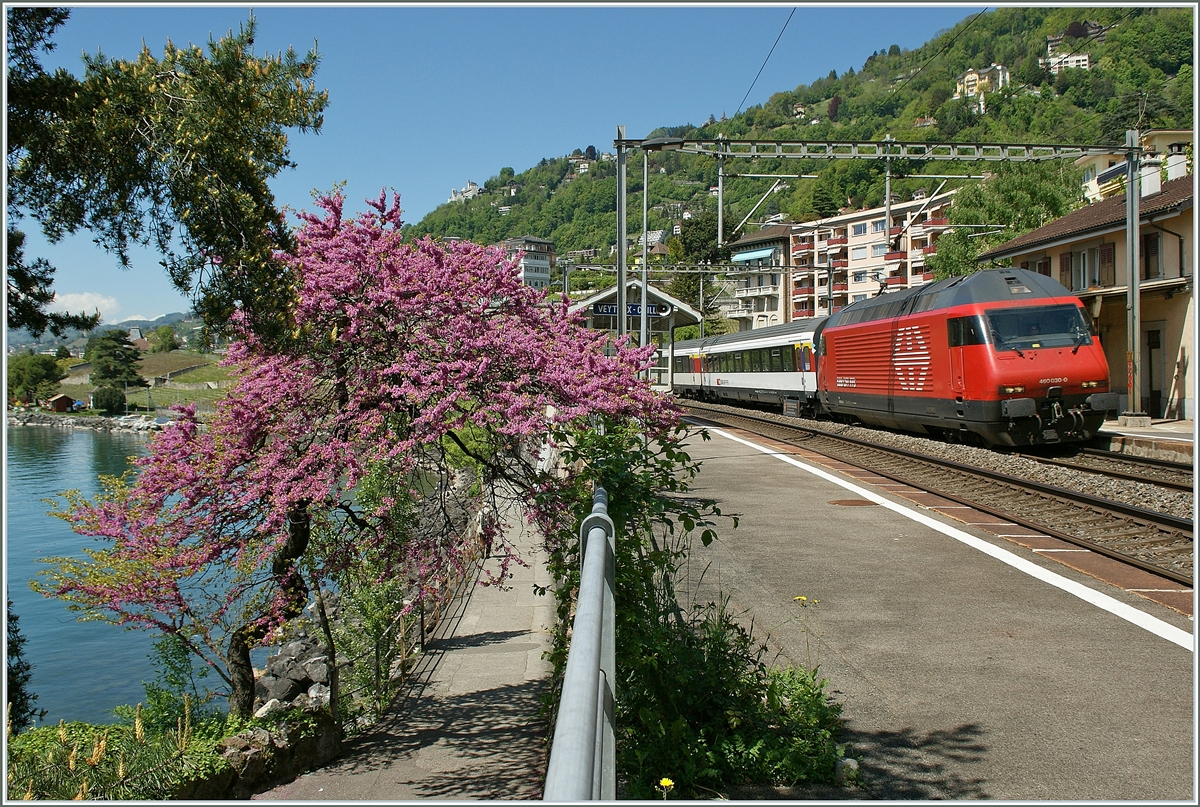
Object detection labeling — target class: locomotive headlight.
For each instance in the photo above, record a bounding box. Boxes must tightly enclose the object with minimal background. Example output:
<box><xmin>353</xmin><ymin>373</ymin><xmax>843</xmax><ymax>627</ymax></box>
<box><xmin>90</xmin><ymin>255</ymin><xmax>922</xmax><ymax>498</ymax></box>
<box><xmin>1080</xmin><ymin>380</ymin><xmax>1104</xmax><ymax>388</ymax></box>
<box><xmin>999</xmin><ymin>385</ymin><xmax>1026</xmax><ymax>394</ymax></box>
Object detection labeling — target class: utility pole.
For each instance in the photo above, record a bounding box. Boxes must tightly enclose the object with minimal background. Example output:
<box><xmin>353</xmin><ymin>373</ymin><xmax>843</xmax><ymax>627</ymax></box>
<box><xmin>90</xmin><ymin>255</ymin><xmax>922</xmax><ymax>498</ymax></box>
<box><xmin>616</xmin><ymin>125</ymin><xmax>627</xmax><ymax>337</ymax></box>
<box><xmin>1121</xmin><ymin>129</ymin><xmax>1148</xmax><ymax>425</ymax></box>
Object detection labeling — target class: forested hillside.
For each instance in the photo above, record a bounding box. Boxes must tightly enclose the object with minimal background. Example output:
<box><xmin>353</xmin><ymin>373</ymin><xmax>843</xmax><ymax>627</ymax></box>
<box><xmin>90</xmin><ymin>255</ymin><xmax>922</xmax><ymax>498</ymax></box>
<box><xmin>404</xmin><ymin>6</ymin><xmax>1192</xmax><ymax>262</ymax></box>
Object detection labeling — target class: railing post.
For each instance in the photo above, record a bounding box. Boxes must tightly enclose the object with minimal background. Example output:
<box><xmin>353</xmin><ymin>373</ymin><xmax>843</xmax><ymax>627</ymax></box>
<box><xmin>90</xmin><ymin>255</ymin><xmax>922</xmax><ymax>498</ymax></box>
<box><xmin>544</xmin><ymin>485</ymin><xmax>616</xmax><ymax>801</ymax></box>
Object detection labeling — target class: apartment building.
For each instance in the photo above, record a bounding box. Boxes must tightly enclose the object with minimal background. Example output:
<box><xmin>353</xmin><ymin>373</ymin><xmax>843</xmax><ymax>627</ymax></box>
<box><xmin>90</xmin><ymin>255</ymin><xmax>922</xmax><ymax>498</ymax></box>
<box><xmin>725</xmin><ymin>224</ymin><xmax>793</xmax><ymax>331</ymax></box>
<box><xmin>501</xmin><ymin>235</ymin><xmax>556</xmax><ymax>290</ymax></box>
<box><xmin>790</xmin><ymin>189</ymin><xmax>956</xmax><ymax>319</ymax></box>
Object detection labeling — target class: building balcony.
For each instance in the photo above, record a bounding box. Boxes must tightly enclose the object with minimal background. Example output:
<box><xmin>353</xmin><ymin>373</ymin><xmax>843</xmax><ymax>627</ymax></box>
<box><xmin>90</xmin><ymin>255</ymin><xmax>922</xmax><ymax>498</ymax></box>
<box><xmin>885</xmin><ymin>251</ymin><xmax>907</xmax><ymax>262</ymax></box>
<box><xmin>794</xmin><ymin>285</ymin><xmax>815</xmax><ymax>295</ymax></box>
<box><xmin>734</xmin><ymin>284</ymin><xmax>780</xmax><ymax>298</ymax></box>
<box><xmin>885</xmin><ymin>275</ymin><xmax>908</xmax><ymax>287</ymax></box>
<box><xmin>831</xmin><ymin>259</ymin><xmax>849</xmax><ymax>268</ymax></box>
<box><xmin>792</xmin><ymin>241</ymin><xmax>814</xmax><ymax>253</ymax></box>
<box><xmin>924</xmin><ymin>217</ymin><xmax>949</xmax><ymax>228</ymax></box>
<box><xmin>923</xmin><ymin>244</ymin><xmax>937</xmax><ymax>254</ymax></box>
<box><xmin>793</xmin><ymin>307</ymin><xmax>816</xmax><ymax>318</ymax></box>
<box><xmin>832</xmin><ymin>282</ymin><xmax>849</xmax><ymax>292</ymax></box>
<box><xmin>922</xmin><ymin>272</ymin><xmax>935</xmax><ymax>281</ymax></box>
<box><xmin>825</xmin><ymin>236</ymin><xmax>848</xmax><ymax>246</ymax></box>
<box><xmin>724</xmin><ymin>302</ymin><xmax>754</xmax><ymax>318</ymax></box>
<box><xmin>889</xmin><ymin>226</ymin><xmax>904</xmax><ymax>236</ymax></box>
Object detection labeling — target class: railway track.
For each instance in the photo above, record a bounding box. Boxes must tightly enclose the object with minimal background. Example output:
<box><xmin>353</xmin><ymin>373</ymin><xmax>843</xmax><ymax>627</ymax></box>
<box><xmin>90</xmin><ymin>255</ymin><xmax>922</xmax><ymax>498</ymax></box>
<box><xmin>681</xmin><ymin>401</ymin><xmax>1193</xmax><ymax>587</ymax></box>
<box><xmin>1014</xmin><ymin>447</ymin><xmax>1193</xmax><ymax>493</ymax></box>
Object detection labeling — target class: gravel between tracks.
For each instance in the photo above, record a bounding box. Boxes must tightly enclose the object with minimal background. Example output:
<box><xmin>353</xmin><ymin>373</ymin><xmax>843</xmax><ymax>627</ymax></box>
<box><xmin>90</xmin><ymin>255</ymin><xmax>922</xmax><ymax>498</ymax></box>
<box><xmin>685</xmin><ymin>402</ymin><xmax>1194</xmax><ymax>521</ymax></box>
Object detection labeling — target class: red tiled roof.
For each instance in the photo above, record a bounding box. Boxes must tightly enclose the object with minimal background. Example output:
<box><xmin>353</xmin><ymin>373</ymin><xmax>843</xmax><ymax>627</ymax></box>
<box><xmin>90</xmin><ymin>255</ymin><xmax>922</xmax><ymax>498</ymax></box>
<box><xmin>978</xmin><ymin>175</ymin><xmax>1194</xmax><ymax>261</ymax></box>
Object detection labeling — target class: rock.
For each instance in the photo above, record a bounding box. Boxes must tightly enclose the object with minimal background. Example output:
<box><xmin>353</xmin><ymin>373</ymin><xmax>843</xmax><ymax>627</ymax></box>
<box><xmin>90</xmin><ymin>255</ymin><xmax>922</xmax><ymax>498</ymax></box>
<box><xmin>254</xmin><ymin>698</ymin><xmax>284</xmax><ymax>719</ymax></box>
<box><xmin>302</xmin><ymin>657</ymin><xmax>330</xmax><ymax>684</ymax></box>
<box><xmin>219</xmin><ymin>735</ymin><xmax>251</xmax><ymax>753</ymax></box>
<box><xmin>836</xmin><ymin>757</ymin><xmax>860</xmax><ymax>785</ymax></box>
<box><xmin>306</xmin><ymin>683</ymin><xmax>331</xmax><ymax>708</ymax></box>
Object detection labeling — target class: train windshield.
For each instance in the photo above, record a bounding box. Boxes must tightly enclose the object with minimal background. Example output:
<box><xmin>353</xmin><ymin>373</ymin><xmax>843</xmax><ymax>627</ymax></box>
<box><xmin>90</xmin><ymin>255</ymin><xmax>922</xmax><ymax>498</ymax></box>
<box><xmin>985</xmin><ymin>304</ymin><xmax>1094</xmax><ymax>352</ymax></box>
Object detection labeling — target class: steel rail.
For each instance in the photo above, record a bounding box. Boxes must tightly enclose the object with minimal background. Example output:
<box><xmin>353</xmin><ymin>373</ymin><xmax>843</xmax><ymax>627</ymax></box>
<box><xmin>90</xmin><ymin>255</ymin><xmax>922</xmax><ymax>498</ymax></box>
<box><xmin>1012</xmin><ymin>452</ymin><xmax>1193</xmax><ymax>493</ymax></box>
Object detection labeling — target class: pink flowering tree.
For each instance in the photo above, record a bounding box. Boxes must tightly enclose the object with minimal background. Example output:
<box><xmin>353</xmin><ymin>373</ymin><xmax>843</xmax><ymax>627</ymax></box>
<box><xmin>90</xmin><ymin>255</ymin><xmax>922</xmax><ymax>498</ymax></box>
<box><xmin>41</xmin><ymin>190</ymin><xmax>678</xmax><ymax>717</ymax></box>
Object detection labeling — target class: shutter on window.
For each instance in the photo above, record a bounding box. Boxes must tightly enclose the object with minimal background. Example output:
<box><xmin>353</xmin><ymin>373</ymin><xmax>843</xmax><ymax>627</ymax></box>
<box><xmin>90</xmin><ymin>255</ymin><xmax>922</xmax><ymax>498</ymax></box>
<box><xmin>1099</xmin><ymin>243</ymin><xmax>1115</xmax><ymax>286</ymax></box>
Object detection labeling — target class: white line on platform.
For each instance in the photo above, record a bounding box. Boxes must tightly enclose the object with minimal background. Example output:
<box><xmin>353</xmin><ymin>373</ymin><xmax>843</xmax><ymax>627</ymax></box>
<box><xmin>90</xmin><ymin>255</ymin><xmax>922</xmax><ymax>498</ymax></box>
<box><xmin>707</xmin><ymin>426</ymin><xmax>1195</xmax><ymax>652</ymax></box>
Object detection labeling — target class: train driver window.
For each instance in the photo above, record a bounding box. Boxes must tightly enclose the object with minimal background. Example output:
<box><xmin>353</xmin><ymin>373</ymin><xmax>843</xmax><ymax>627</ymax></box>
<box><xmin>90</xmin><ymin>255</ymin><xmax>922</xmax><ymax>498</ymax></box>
<box><xmin>769</xmin><ymin>348</ymin><xmax>783</xmax><ymax>372</ymax></box>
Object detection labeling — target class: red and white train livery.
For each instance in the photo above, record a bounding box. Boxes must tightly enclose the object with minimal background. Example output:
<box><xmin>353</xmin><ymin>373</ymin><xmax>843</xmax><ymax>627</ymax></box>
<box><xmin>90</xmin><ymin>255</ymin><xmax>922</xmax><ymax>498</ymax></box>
<box><xmin>673</xmin><ymin>268</ymin><xmax>1118</xmax><ymax>447</ymax></box>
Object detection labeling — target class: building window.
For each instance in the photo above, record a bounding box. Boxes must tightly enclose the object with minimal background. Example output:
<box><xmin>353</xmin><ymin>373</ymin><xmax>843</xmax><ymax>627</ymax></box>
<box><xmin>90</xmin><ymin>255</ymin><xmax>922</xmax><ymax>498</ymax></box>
<box><xmin>1142</xmin><ymin>233</ymin><xmax>1161</xmax><ymax>279</ymax></box>
<box><xmin>1059</xmin><ymin>253</ymin><xmax>1072</xmax><ymax>289</ymax></box>
<box><xmin>852</xmin><ymin>222</ymin><xmax>867</xmax><ymax>236</ymax></box>
<box><xmin>871</xmin><ymin>219</ymin><xmax>886</xmax><ymax>233</ymax></box>
<box><xmin>851</xmin><ymin>245</ymin><xmax>867</xmax><ymax>260</ymax></box>
<box><xmin>853</xmin><ymin>270</ymin><xmax>867</xmax><ymax>283</ymax></box>
<box><xmin>871</xmin><ymin>243</ymin><xmax>888</xmax><ymax>257</ymax></box>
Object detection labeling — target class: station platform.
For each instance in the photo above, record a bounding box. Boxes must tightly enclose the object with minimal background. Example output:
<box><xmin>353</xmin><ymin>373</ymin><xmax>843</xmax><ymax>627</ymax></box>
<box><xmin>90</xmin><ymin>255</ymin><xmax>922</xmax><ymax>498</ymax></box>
<box><xmin>680</xmin><ymin>423</ymin><xmax>1193</xmax><ymax>800</ymax></box>
<box><xmin>1096</xmin><ymin>417</ymin><xmax>1193</xmax><ymax>463</ymax></box>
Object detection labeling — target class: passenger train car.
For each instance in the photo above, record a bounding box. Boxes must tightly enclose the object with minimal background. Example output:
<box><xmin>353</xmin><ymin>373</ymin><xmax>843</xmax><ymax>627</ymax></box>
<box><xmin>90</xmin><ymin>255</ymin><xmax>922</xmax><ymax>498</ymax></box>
<box><xmin>673</xmin><ymin>268</ymin><xmax>1119</xmax><ymax>447</ymax></box>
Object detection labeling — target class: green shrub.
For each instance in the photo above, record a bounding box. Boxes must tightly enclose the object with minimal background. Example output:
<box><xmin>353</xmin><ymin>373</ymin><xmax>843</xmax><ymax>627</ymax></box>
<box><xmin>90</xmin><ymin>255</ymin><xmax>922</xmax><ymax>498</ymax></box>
<box><xmin>92</xmin><ymin>386</ymin><xmax>126</xmax><ymax>415</ymax></box>
<box><xmin>539</xmin><ymin>420</ymin><xmax>846</xmax><ymax>800</ymax></box>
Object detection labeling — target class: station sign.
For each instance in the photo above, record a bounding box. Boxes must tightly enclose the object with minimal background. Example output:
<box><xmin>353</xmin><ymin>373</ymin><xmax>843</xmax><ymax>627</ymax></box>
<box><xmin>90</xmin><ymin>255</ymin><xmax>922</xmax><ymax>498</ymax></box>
<box><xmin>591</xmin><ymin>303</ymin><xmax>672</xmax><ymax>317</ymax></box>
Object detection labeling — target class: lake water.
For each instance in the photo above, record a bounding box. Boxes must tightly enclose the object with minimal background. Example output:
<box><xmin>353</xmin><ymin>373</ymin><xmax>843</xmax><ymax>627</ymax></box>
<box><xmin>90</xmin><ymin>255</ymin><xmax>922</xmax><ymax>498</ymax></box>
<box><xmin>6</xmin><ymin>425</ymin><xmax>161</xmax><ymax>725</ymax></box>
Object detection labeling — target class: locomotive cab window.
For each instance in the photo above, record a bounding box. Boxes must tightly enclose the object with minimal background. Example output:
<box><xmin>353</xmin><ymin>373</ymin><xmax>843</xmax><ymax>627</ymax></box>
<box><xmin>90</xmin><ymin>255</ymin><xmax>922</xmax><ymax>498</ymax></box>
<box><xmin>947</xmin><ymin>315</ymin><xmax>988</xmax><ymax>347</ymax></box>
<box><xmin>986</xmin><ymin>304</ymin><xmax>1093</xmax><ymax>351</ymax></box>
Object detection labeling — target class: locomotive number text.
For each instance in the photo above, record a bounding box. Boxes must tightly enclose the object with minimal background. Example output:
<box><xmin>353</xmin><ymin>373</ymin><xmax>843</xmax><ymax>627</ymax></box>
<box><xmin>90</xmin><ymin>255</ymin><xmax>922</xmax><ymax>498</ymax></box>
<box><xmin>836</xmin><ymin>377</ymin><xmax>857</xmax><ymax>388</ymax></box>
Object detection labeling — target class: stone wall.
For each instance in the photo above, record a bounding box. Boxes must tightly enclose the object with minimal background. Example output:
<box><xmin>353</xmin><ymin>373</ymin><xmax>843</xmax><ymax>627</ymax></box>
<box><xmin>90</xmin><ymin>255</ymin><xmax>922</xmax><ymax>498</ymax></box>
<box><xmin>172</xmin><ymin>706</ymin><xmax>343</xmax><ymax>800</ymax></box>
<box><xmin>7</xmin><ymin>412</ymin><xmax>171</xmax><ymax>432</ymax></box>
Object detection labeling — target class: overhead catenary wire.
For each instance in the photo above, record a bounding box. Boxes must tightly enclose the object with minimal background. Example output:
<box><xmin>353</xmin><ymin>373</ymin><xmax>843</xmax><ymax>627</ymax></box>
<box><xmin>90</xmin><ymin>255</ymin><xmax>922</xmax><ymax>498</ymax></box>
<box><xmin>733</xmin><ymin>6</ymin><xmax>796</xmax><ymax>118</ymax></box>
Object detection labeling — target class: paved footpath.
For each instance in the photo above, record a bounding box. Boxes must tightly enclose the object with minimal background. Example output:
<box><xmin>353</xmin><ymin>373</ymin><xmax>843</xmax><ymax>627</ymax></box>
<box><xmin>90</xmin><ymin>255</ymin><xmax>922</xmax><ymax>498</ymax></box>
<box><xmin>254</xmin><ymin>504</ymin><xmax>555</xmax><ymax>800</ymax></box>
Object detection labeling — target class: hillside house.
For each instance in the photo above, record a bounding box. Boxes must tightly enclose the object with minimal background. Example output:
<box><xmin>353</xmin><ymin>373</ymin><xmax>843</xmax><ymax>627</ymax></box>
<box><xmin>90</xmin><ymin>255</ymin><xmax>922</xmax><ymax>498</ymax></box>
<box><xmin>954</xmin><ymin>64</ymin><xmax>1009</xmax><ymax>99</ymax></box>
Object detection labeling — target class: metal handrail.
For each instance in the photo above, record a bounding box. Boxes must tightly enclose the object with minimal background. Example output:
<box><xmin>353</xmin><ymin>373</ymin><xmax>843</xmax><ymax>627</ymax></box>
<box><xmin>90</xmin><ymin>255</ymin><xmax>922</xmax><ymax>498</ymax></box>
<box><xmin>543</xmin><ymin>486</ymin><xmax>616</xmax><ymax>801</ymax></box>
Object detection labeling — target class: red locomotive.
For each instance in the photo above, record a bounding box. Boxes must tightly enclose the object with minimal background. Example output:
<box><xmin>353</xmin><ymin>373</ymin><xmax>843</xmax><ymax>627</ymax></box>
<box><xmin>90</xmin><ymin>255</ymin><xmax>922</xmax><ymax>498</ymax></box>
<box><xmin>814</xmin><ymin>268</ymin><xmax>1117</xmax><ymax>446</ymax></box>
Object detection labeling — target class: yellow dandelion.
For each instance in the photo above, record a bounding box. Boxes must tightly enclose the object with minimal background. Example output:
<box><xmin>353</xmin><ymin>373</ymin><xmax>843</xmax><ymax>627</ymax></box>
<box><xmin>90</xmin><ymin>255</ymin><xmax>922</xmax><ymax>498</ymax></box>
<box><xmin>659</xmin><ymin>778</ymin><xmax>674</xmax><ymax>788</ymax></box>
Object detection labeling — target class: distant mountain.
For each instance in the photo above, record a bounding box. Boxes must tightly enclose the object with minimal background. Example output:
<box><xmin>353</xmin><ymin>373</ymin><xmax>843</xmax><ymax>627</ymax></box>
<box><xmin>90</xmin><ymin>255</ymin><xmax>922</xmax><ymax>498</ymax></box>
<box><xmin>405</xmin><ymin>7</ymin><xmax>1191</xmax><ymax>260</ymax></box>
<box><xmin>7</xmin><ymin>312</ymin><xmax>198</xmax><ymax>352</ymax></box>
<box><xmin>111</xmin><ymin>312</ymin><xmax>191</xmax><ymax>329</ymax></box>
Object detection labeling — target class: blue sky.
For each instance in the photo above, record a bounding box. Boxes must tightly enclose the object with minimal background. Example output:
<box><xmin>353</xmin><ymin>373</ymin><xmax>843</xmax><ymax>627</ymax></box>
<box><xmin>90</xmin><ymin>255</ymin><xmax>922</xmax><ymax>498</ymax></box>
<box><xmin>20</xmin><ymin>2</ymin><xmax>984</xmax><ymax>325</ymax></box>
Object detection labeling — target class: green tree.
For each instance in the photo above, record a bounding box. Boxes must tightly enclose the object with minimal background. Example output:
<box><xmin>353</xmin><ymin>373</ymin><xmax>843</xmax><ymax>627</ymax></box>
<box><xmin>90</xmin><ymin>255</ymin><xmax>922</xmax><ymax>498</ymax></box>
<box><xmin>6</xmin><ymin>352</ymin><xmax>66</xmax><ymax>403</ymax></box>
<box><xmin>88</xmin><ymin>330</ymin><xmax>147</xmax><ymax>389</ymax></box>
<box><xmin>6</xmin><ymin>599</ymin><xmax>47</xmax><ymax>732</ymax></box>
<box><xmin>91</xmin><ymin>385</ymin><xmax>126</xmax><ymax>415</ymax></box>
<box><xmin>6</xmin><ymin>8</ymin><xmax>328</xmax><ymax>341</ymax></box>
<box><xmin>147</xmin><ymin>325</ymin><xmax>180</xmax><ymax>354</ymax></box>
<box><xmin>54</xmin><ymin>344</ymin><xmax>70</xmax><ymax>359</ymax></box>
<box><xmin>928</xmin><ymin>161</ymin><xmax>1083</xmax><ymax>278</ymax></box>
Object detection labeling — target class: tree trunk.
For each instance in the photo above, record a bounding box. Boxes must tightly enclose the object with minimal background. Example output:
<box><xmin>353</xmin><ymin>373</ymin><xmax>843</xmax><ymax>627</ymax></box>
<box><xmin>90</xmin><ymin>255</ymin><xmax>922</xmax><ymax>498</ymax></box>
<box><xmin>226</xmin><ymin>501</ymin><xmax>313</xmax><ymax>717</ymax></box>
